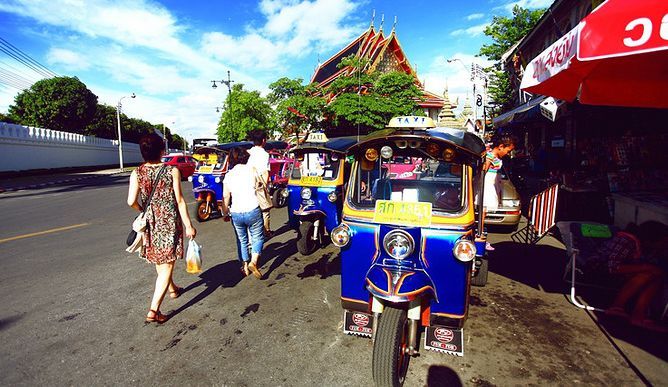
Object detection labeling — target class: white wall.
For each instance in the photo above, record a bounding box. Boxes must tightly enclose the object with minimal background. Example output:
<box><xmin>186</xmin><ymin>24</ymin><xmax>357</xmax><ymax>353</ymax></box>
<box><xmin>0</xmin><ymin>122</ymin><xmax>143</xmax><ymax>172</ymax></box>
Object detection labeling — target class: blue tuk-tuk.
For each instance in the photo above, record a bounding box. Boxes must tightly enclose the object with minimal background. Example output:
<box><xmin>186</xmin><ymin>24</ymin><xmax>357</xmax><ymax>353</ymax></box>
<box><xmin>284</xmin><ymin>134</ymin><xmax>357</xmax><ymax>255</ymax></box>
<box><xmin>329</xmin><ymin>116</ymin><xmax>487</xmax><ymax>386</ymax></box>
<box><xmin>189</xmin><ymin>141</ymin><xmax>288</xmax><ymax>222</ymax></box>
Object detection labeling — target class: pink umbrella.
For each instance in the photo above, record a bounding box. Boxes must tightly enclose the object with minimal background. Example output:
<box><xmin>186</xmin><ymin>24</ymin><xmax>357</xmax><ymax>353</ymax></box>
<box><xmin>520</xmin><ymin>0</ymin><xmax>668</xmax><ymax>108</ymax></box>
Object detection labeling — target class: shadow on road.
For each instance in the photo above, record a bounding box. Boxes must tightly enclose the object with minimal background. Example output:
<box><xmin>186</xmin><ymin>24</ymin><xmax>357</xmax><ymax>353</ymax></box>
<box><xmin>167</xmin><ymin>260</ymin><xmax>245</xmax><ymax>318</ymax></box>
<box><xmin>488</xmin><ymin>240</ymin><xmax>569</xmax><ymax>294</ymax></box>
<box><xmin>426</xmin><ymin>365</ymin><xmax>463</xmax><ymax>387</ymax></box>
<box><xmin>297</xmin><ymin>252</ymin><xmax>341</xmax><ymax>279</ymax></box>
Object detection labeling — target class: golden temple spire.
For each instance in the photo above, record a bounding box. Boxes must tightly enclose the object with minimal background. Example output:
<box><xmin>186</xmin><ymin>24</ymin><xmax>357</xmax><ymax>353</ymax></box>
<box><xmin>392</xmin><ymin>16</ymin><xmax>397</xmax><ymax>33</ymax></box>
<box><xmin>370</xmin><ymin>10</ymin><xmax>375</xmax><ymax>29</ymax></box>
<box><xmin>379</xmin><ymin>14</ymin><xmax>385</xmax><ymax>33</ymax></box>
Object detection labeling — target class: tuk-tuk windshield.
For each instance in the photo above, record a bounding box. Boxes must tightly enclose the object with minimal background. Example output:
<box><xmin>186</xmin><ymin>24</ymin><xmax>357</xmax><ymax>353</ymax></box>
<box><xmin>352</xmin><ymin>156</ymin><xmax>464</xmax><ymax>213</ymax></box>
<box><xmin>291</xmin><ymin>152</ymin><xmax>341</xmax><ymax>180</ymax></box>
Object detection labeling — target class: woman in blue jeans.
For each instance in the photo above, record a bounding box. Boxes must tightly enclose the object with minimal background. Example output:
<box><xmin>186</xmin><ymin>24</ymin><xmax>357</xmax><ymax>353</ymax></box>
<box><xmin>222</xmin><ymin>147</ymin><xmax>264</xmax><ymax>279</ymax></box>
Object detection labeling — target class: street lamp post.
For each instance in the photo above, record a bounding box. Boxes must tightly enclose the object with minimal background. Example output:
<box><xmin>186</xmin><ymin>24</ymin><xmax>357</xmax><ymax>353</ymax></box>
<box><xmin>116</xmin><ymin>93</ymin><xmax>136</xmax><ymax>170</ymax></box>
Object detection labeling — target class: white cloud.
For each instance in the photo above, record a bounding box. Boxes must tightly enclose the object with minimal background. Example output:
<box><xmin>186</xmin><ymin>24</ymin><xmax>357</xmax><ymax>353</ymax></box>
<box><xmin>0</xmin><ymin>0</ymin><xmax>364</xmax><ymax>139</ymax></box>
<box><xmin>501</xmin><ymin>0</ymin><xmax>553</xmax><ymax>12</ymax></box>
<box><xmin>450</xmin><ymin>23</ymin><xmax>488</xmax><ymax>37</ymax></box>
<box><xmin>46</xmin><ymin>48</ymin><xmax>90</xmax><ymax>71</ymax></box>
<box><xmin>466</xmin><ymin>13</ymin><xmax>485</xmax><ymax>20</ymax></box>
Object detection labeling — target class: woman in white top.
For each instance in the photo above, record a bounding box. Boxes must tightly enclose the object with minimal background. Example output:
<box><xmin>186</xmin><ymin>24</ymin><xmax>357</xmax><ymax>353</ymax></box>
<box><xmin>222</xmin><ymin>147</ymin><xmax>264</xmax><ymax>279</ymax></box>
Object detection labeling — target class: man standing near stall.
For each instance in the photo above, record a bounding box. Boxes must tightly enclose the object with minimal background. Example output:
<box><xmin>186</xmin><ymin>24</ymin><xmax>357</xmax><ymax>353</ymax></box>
<box><xmin>248</xmin><ymin>129</ymin><xmax>273</xmax><ymax>238</ymax></box>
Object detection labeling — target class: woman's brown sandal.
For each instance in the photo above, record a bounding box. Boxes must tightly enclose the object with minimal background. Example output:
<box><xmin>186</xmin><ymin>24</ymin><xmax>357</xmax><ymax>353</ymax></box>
<box><xmin>169</xmin><ymin>287</ymin><xmax>183</xmax><ymax>299</ymax></box>
<box><xmin>248</xmin><ymin>261</ymin><xmax>263</xmax><ymax>279</ymax></box>
<box><xmin>241</xmin><ymin>263</ymin><xmax>250</xmax><ymax>277</ymax></box>
<box><xmin>145</xmin><ymin>309</ymin><xmax>169</xmax><ymax>324</ymax></box>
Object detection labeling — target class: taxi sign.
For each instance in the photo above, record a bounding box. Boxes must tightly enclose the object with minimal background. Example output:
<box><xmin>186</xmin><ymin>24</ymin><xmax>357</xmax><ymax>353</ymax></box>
<box><xmin>373</xmin><ymin>200</ymin><xmax>432</xmax><ymax>227</ymax></box>
<box><xmin>197</xmin><ymin>165</ymin><xmax>213</xmax><ymax>173</ymax></box>
<box><xmin>387</xmin><ymin>116</ymin><xmax>436</xmax><ymax>129</ymax></box>
<box><xmin>299</xmin><ymin>176</ymin><xmax>323</xmax><ymax>186</ymax></box>
<box><xmin>305</xmin><ymin>132</ymin><xmax>329</xmax><ymax>143</ymax></box>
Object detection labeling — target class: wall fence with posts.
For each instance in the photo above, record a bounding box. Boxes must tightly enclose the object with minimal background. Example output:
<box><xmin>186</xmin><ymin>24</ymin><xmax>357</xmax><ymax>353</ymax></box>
<box><xmin>0</xmin><ymin>122</ymin><xmax>143</xmax><ymax>172</ymax></box>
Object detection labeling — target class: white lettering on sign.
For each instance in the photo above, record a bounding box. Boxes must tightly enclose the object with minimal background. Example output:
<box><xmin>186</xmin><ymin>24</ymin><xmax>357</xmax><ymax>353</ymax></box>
<box><xmin>624</xmin><ymin>17</ymin><xmax>652</xmax><ymax>47</ymax></box>
<box><xmin>661</xmin><ymin>14</ymin><xmax>668</xmax><ymax>40</ymax></box>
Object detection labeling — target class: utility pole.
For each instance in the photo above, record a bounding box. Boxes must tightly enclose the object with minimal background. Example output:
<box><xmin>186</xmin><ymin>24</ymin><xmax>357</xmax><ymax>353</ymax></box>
<box><xmin>211</xmin><ymin>70</ymin><xmax>235</xmax><ymax>130</ymax></box>
<box><xmin>116</xmin><ymin>93</ymin><xmax>136</xmax><ymax>170</ymax></box>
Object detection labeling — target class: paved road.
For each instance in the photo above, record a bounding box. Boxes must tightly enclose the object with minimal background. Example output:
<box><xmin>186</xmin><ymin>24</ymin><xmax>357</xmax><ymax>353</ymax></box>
<box><xmin>0</xmin><ymin>174</ymin><xmax>665</xmax><ymax>386</ymax></box>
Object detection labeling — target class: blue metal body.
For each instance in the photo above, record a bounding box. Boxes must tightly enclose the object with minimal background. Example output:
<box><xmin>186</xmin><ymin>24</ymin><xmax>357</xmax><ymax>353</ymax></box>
<box><xmin>340</xmin><ymin>222</ymin><xmax>471</xmax><ymax>318</ymax></box>
<box><xmin>287</xmin><ymin>184</ymin><xmax>343</xmax><ymax>233</ymax></box>
<box><xmin>191</xmin><ymin>171</ymin><xmax>224</xmax><ymax>202</ymax></box>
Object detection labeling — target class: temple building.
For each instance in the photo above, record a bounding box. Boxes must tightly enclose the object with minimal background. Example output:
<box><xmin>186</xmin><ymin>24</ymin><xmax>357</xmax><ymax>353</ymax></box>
<box><xmin>310</xmin><ymin>16</ymin><xmax>445</xmax><ymax>123</ymax></box>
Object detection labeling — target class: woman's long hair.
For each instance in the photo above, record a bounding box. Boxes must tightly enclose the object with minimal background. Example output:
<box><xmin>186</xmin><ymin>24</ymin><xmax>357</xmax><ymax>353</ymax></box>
<box><xmin>229</xmin><ymin>147</ymin><xmax>250</xmax><ymax>168</ymax></box>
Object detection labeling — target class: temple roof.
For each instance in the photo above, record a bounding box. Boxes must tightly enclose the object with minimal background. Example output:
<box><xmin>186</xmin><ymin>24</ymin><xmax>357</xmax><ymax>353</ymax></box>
<box><xmin>309</xmin><ymin>23</ymin><xmax>444</xmax><ymax>110</ymax></box>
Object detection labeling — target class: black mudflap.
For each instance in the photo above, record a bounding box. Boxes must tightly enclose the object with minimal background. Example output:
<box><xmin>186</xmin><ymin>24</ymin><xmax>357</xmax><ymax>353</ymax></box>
<box><xmin>343</xmin><ymin>310</ymin><xmax>374</xmax><ymax>337</ymax></box>
<box><xmin>424</xmin><ymin>325</ymin><xmax>464</xmax><ymax>356</ymax></box>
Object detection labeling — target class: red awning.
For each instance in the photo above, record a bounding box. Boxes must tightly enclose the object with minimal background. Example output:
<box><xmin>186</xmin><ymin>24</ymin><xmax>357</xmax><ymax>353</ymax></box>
<box><xmin>520</xmin><ymin>0</ymin><xmax>668</xmax><ymax>109</ymax></box>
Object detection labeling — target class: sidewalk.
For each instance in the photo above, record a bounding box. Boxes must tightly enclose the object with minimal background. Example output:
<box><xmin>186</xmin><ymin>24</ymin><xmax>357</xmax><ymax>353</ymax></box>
<box><xmin>0</xmin><ymin>167</ymin><xmax>132</xmax><ymax>193</ymax></box>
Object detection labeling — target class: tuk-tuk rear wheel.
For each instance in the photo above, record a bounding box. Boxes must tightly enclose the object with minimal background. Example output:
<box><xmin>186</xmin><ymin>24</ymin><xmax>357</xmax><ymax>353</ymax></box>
<box><xmin>297</xmin><ymin>221</ymin><xmax>318</xmax><ymax>255</ymax></box>
<box><xmin>196</xmin><ymin>201</ymin><xmax>211</xmax><ymax>223</ymax></box>
<box><xmin>272</xmin><ymin>189</ymin><xmax>287</xmax><ymax>208</ymax></box>
<box><xmin>372</xmin><ymin>306</ymin><xmax>410</xmax><ymax>387</ymax></box>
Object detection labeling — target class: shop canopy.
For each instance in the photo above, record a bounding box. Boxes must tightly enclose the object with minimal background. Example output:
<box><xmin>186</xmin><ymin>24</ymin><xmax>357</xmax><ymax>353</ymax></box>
<box><xmin>520</xmin><ymin>0</ymin><xmax>668</xmax><ymax>109</ymax></box>
<box><xmin>492</xmin><ymin>95</ymin><xmax>546</xmax><ymax>128</ymax></box>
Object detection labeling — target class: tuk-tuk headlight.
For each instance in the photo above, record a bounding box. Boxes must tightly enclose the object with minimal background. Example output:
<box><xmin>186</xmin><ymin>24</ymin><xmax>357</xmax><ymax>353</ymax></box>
<box><xmin>197</xmin><ymin>175</ymin><xmax>204</xmax><ymax>183</ymax></box>
<box><xmin>281</xmin><ymin>189</ymin><xmax>289</xmax><ymax>198</ymax></box>
<box><xmin>365</xmin><ymin>148</ymin><xmax>378</xmax><ymax>161</ymax></box>
<box><xmin>383</xmin><ymin>230</ymin><xmax>414</xmax><ymax>260</ymax></box>
<box><xmin>380</xmin><ymin>146</ymin><xmax>393</xmax><ymax>159</ymax></box>
<box><xmin>327</xmin><ymin>191</ymin><xmax>338</xmax><ymax>202</ymax></box>
<box><xmin>331</xmin><ymin>224</ymin><xmax>351</xmax><ymax>247</ymax></box>
<box><xmin>214</xmin><ymin>177</ymin><xmax>221</xmax><ymax>184</ymax></box>
<box><xmin>301</xmin><ymin>187</ymin><xmax>312</xmax><ymax>200</ymax></box>
<box><xmin>453</xmin><ymin>239</ymin><xmax>476</xmax><ymax>262</ymax></box>
<box><xmin>442</xmin><ymin>148</ymin><xmax>455</xmax><ymax>162</ymax></box>
<box><xmin>187</xmin><ymin>176</ymin><xmax>193</xmax><ymax>182</ymax></box>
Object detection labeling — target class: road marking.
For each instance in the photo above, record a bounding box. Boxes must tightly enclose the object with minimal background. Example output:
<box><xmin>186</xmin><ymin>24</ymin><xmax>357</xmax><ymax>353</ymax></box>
<box><xmin>0</xmin><ymin>223</ymin><xmax>90</xmax><ymax>244</ymax></box>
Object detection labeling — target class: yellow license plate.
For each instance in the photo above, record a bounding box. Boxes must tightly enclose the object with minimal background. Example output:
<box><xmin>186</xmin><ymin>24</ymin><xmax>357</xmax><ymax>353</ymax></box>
<box><xmin>300</xmin><ymin>176</ymin><xmax>323</xmax><ymax>186</ymax></box>
<box><xmin>197</xmin><ymin>166</ymin><xmax>213</xmax><ymax>173</ymax></box>
<box><xmin>373</xmin><ymin>200</ymin><xmax>432</xmax><ymax>227</ymax></box>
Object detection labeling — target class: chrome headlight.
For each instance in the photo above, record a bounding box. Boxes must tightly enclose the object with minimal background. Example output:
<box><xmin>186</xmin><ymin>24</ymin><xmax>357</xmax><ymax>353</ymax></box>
<box><xmin>281</xmin><ymin>189</ymin><xmax>289</xmax><ymax>198</ymax></box>
<box><xmin>502</xmin><ymin>199</ymin><xmax>520</xmax><ymax>207</ymax></box>
<box><xmin>301</xmin><ymin>187</ymin><xmax>312</xmax><ymax>200</ymax></box>
<box><xmin>214</xmin><ymin>177</ymin><xmax>221</xmax><ymax>184</ymax></box>
<box><xmin>380</xmin><ymin>146</ymin><xmax>393</xmax><ymax>159</ymax></box>
<box><xmin>452</xmin><ymin>239</ymin><xmax>476</xmax><ymax>262</ymax></box>
<box><xmin>327</xmin><ymin>191</ymin><xmax>337</xmax><ymax>202</ymax></box>
<box><xmin>383</xmin><ymin>230</ymin><xmax>414</xmax><ymax>260</ymax></box>
<box><xmin>197</xmin><ymin>175</ymin><xmax>204</xmax><ymax>184</ymax></box>
<box><xmin>331</xmin><ymin>224</ymin><xmax>351</xmax><ymax>247</ymax></box>
<box><xmin>187</xmin><ymin>176</ymin><xmax>193</xmax><ymax>182</ymax></box>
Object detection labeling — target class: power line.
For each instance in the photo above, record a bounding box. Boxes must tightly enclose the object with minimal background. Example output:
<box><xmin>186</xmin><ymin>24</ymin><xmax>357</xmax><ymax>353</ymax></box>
<box><xmin>0</xmin><ymin>37</ymin><xmax>58</xmax><ymax>78</ymax></box>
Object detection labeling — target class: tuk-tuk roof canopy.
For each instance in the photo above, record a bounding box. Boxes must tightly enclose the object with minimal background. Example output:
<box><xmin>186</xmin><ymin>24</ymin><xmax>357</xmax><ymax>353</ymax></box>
<box><xmin>348</xmin><ymin>127</ymin><xmax>485</xmax><ymax>159</ymax></box>
<box><xmin>292</xmin><ymin>136</ymin><xmax>359</xmax><ymax>154</ymax></box>
<box><xmin>216</xmin><ymin>140</ymin><xmax>289</xmax><ymax>152</ymax></box>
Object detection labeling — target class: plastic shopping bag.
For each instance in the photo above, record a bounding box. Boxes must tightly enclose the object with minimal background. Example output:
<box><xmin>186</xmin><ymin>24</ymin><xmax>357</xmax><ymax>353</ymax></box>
<box><xmin>186</xmin><ymin>238</ymin><xmax>202</xmax><ymax>274</ymax></box>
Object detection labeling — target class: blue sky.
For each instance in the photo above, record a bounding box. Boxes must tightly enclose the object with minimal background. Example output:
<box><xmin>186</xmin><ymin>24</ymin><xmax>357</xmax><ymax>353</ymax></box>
<box><xmin>0</xmin><ymin>0</ymin><xmax>551</xmax><ymax>141</ymax></box>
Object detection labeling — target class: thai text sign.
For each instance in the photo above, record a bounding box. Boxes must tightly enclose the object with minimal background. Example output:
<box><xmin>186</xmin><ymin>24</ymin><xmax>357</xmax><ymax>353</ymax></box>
<box><xmin>373</xmin><ymin>200</ymin><xmax>432</xmax><ymax>227</ymax></box>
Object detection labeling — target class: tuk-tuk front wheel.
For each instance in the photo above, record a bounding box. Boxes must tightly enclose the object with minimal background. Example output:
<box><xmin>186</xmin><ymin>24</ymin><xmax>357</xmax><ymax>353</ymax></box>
<box><xmin>471</xmin><ymin>257</ymin><xmax>488</xmax><ymax>287</ymax></box>
<box><xmin>297</xmin><ymin>221</ymin><xmax>318</xmax><ymax>255</ymax></box>
<box><xmin>372</xmin><ymin>306</ymin><xmax>410</xmax><ymax>387</ymax></box>
<box><xmin>196</xmin><ymin>201</ymin><xmax>212</xmax><ymax>223</ymax></box>
<box><xmin>272</xmin><ymin>189</ymin><xmax>287</xmax><ymax>208</ymax></box>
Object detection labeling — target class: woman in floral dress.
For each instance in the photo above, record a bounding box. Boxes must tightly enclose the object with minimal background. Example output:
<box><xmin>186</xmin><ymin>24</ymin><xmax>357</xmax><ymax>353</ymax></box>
<box><xmin>127</xmin><ymin>133</ymin><xmax>196</xmax><ymax>324</ymax></box>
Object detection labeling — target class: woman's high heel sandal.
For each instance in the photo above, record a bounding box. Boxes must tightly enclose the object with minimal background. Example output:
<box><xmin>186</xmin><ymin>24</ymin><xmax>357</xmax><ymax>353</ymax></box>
<box><xmin>169</xmin><ymin>287</ymin><xmax>183</xmax><ymax>299</ymax></box>
<box><xmin>145</xmin><ymin>309</ymin><xmax>169</xmax><ymax>324</ymax></box>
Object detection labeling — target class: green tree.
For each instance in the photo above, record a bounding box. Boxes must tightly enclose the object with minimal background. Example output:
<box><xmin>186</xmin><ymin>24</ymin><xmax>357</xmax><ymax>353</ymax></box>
<box><xmin>325</xmin><ymin>56</ymin><xmax>424</xmax><ymax>134</ymax></box>
<box><xmin>267</xmin><ymin>77</ymin><xmax>326</xmax><ymax>139</ymax></box>
<box><xmin>217</xmin><ymin>83</ymin><xmax>275</xmax><ymax>142</ymax></box>
<box><xmin>479</xmin><ymin>5</ymin><xmax>545</xmax><ymax>112</ymax></box>
<box><xmin>84</xmin><ymin>104</ymin><xmax>117</xmax><ymax>139</ymax></box>
<box><xmin>8</xmin><ymin>76</ymin><xmax>98</xmax><ymax>133</ymax></box>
